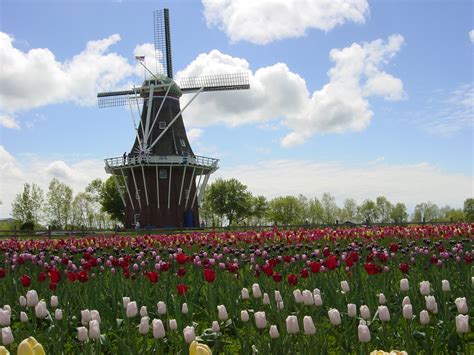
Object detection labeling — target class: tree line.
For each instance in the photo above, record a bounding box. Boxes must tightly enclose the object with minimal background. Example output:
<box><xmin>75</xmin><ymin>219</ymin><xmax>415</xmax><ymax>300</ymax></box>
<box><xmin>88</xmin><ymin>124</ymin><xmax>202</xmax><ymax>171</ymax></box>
<box><xmin>6</xmin><ymin>176</ymin><xmax>474</xmax><ymax>230</ymax></box>
<box><xmin>200</xmin><ymin>178</ymin><xmax>474</xmax><ymax>227</ymax></box>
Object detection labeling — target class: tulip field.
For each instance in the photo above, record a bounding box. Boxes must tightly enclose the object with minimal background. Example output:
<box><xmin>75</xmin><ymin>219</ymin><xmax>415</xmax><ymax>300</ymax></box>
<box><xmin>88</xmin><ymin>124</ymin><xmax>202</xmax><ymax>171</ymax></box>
<box><xmin>0</xmin><ymin>224</ymin><xmax>472</xmax><ymax>354</ymax></box>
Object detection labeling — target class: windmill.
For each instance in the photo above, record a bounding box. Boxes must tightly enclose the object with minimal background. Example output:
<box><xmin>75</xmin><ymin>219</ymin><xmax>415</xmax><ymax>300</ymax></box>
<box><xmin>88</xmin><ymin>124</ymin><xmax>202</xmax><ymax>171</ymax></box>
<box><xmin>98</xmin><ymin>9</ymin><xmax>249</xmax><ymax>228</ymax></box>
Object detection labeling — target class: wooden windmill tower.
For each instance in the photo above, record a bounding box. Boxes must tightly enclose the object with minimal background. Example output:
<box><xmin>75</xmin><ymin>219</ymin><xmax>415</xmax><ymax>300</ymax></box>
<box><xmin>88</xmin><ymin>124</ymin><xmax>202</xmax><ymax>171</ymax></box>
<box><xmin>98</xmin><ymin>9</ymin><xmax>249</xmax><ymax>228</ymax></box>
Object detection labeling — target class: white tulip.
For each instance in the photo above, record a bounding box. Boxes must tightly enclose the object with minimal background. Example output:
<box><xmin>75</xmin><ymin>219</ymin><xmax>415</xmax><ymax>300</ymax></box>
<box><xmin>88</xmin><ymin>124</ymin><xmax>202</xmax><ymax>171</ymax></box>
<box><xmin>50</xmin><ymin>295</ymin><xmax>59</xmax><ymax>308</ymax></box>
<box><xmin>126</xmin><ymin>301</ymin><xmax>138</xmax><ymax>318</ymax></box>
<box><xmin>303</xmin><ymin>315</ymin><xmax>316</xmax><ymax>335</ymax></box>
<box><xmin>314</xmin><ymin>294</ymin><xmax>323</xmax><ymax>306</ymax></box>
<box><xmin>420</xmin><ymin>310</ymin><xmax>430</xmax><ymax>325</ymax></box>
<box><xmin>378</xmin><ymin>293</ymin><xmax>386</xmax><ymax>305</ymax></box>
<box><xmin>293</xmin><ymin>289</ymin><xmax>303</xmax><ymax>303</ymax></box>
<box><xmin>35</xmin><ymin>300</ymin><xmax>48</xmax><ymax>319</ymax></box>
<box><xmin>20</xmin><ymin>311</ymin><xmax>29</xmax><ymax>323</ymax></box>
<box><xmin>328</xmin><ymin>309</ymin><xmax>341</xmax><ymax>326</ymax></box>
<box><xmin>157</xmin><ymin>301</ymin><xmax>167</xmax><ymax>315</ymax></box>
<box><xmin>90</xmin><ymin>310</ymin><xmax>101</xmax><ymax>323</ymax></box>
<box><xmin>19</xmin><ymin>295</ymin><xmax>27</xmax><ymax>307</ymax></box>
<box><xmin>181</xmin><ymin>303</ymin><xmax>189</xmax><ymax>314</ymax></box>
<box><xmin>286</xmin><ymin>315</ymin><xmax>299</xmax><ymax>334</ymax></box>
<box><xmin>252</xmin><ymin>283</ymin><xmax>262</xmax><ymax>298</ymax></box>
<box><xmin>419</xmin><ymin>281</ymin><xmax>431</xmax><ymax>296</ymax></box>
<box><xmin>269</xmin><ymin>325</ymin><xmax>279</xmax><ymax>338</ymax></box>
<box><xmin>1</xmin><ymin>326</ymin><xmax>14</xmax><ymax>345</ymax></box>
<box><xmin>0</xmin><ymin>309</ymin><xmax>10</xmax><ymax>326</ymax></box>
<box><xmin>277</xmin><ymin>301</ymin><xmax>284</xmax><ymax>310</ymax></box>
<box><xmin>241</xmin><ymin>310</ymin><xmax>249</xmax><ymax>322</ymax></box>
<box><xmin>77</xmin><ymin>326</ymin><xmax>88</xmax><ymax>342</ymax></box>
<box><xmin>241</xmin><ymin>288</ymin><xmax>250</xmax><ymax>299</ymax></box>
<box><xmin>138</xmin><ymin>316</ymin><xmax>149</xmax><ymax>335</ymax></box>
<box><xmin>80</xmin><ymin>309</ymin><xmax>91</xmax><ymax>325</ymax></box>
<box><xmin>152</xmin><ymin>319</ymin><xmax>166</xmax><ymax>338</ymax></box>
<box><xmin>402</xmin><ymin>296</ymin><xmax>411</xmax><ymax>307</ymax></box>
<box><xmin>89</xmin><ymin>319</ymin><xmax>100</xmax><ymax>340</ymax></box>
<box><xmin>255</xmin><ymin>311</ymin><xmax>267</xmax><ymax>329</ymax></box>
<box><xmin>212</xmin><ymin>321</ymin><xmax>220</xmax><ymax>332</ymax></box>
<box><xmin>263</xmin><ymin>293</ymin><xmax>270</xmax><ymax>305</ymax></box>
<box><xmin>341</xmin><ymin>281</ymin><xmax>350</xmax><ymax>293</ymax></box>
<box><xmin>140</xmin><ymin>306</ymin><xmax>148</xmax><ymax>317</ymax></box>
<box><xmin>313</xmin><ymin>288</ymin><xmax>321</xmax><ymax>296</ymax></box>
<box><xmin>168</xmin><ymin>319</ymin><xmax>177</xmax><ymax>330</ymax></box>
<box><xmin>183</xmin><ymin>326</ymin><xmax>195</xmax><ymax>343</ymax></box>
<box><xmin>455</xmin><ymin>314</ymin><xmax>470</xmax><ymax>333</ymax></box>
<box><xmin>55</xmin><ymin>308</ymin><xmax>63</xmax><ymax>321</ymax></box>
<box><xmin>455</xmin><ymin>297</ymin><xmax>468</xmax><ymax>314</ymax></box>
<box><xmin>400</xmin><ymin>278</ymin><xmax>409</xmax><ymax>292</ymax></box>
<box><xmin>274</xmin><ymin>290</ymin><xmax>283</xmax><ymax>302</ymax></box>
<box><xmin>378</xmin><ymin>306</ymin><xmax>390</xmax><ymax>322</ymax></box>
<box><xmin>2</xmin><ymin>305</ymin><xmax>10</xmax><ymax>314</ymax></box>
<box><xmin>358</xmin><ymin>324</ymin><xmax>371</xmax><ymax>343</ymax></box>
<box><xmin>402</xmin><ymin>304</ymin><xmax>413</xmax><ymax>320</ymax></box>
<box><xmin>347</xmin><ymin>303</ymin><xmax>357</xmax><ymax>318</ymax></box>
<box><xmin>217</xmin><ymin>305</ymin><xmax>228</xmax><ymax>321</ymax></box>
<box><xmin>302</xmin><ymin>290</ymin><xmax>314</xmax><ymax>305</ymax></box>
<box><xmin>122</xmin><ymin>296</ymin><xmax>131</xmax><ymax>309</ymax></box>
<box><xmin>26</xmin><ymin>290</ymin><xmax>39</xmax><ymax>307</ymax></box>
<box><xmin>441</xmin><ymin>280</ymin><xmax>450</xmax><ymax>292</ymax></box>
<box><xmin>425</xmin><ymin>296</ymin><xmax>438</xmax><ymax>314</ymax></box>
<box><xmin>360</xmin><ymin>305</ymin><xmax>371</xmax><ymax>320</ymax></box>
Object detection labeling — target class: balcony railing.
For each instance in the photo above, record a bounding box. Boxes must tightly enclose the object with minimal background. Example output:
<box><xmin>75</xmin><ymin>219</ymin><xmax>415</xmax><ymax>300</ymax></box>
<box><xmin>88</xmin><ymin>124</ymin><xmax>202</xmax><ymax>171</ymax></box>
<box><xmin>104</xmin><ymin>154</ymin><xmax>219</xmax><ymax>170</ymax></box>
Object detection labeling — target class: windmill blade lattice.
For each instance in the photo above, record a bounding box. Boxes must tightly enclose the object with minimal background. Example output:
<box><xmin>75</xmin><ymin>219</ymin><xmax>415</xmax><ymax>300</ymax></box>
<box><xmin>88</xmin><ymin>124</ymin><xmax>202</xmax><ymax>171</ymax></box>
<box><xmin>154</xmin><ymin>9</ymin><xmax>172</xmax><ymax>78</ymax></box>
<box><xmin>97</xmin><ymin>90</ymin><xmax>143</xmax><ymax>108</ymax></box>
<box><xmin>178</xmin><ymin>72</ymin><xmax>250</xmax><ymax>93</ymax></box>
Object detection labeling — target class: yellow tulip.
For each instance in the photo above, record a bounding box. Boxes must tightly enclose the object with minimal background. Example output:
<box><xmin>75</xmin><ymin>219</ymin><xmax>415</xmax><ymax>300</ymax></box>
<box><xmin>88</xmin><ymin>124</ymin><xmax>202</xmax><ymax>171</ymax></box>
<box><xmin>189</xmin><ymin>340</ymin><xmax>212</xmax><ymax>355</ymax></box>
<box><xmin>0</xmin><ymin>346</ymin><xmax>10</xmax><ymax>355</ymax></box>
<box><xmin>17</xmin><ymin>337</ymin><xmax>45</xmax><ymax>355</ymax></box>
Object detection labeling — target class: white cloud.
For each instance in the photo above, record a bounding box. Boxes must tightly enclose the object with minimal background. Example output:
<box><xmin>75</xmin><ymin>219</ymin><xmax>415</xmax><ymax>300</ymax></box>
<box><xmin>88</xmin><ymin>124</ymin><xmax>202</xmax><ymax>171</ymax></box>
<box><xmin>0</xmin><ymin>146</ymin><xmax>107</xmax><ymax>218</ymax></box>
<box><xmin>203</xmin><ymin>0</ymin><xmax>369</xmax><ymax>44</ymax></box>
<box><xmin>0</xmin><ymin>32</ymin><xmax>153</xmax><ymax>113</ymax></box>
<box><xmin>178</xmin><ymin>35</ymin><xmax>404</xmax><ymax>147</ymax></box>
<box><xmin>213</xmin><ymin>159</ymin><xmax>473</xmax><ymax>209</ymax></box>
<box><xmin>469</xmin><ymin>29</ymin><xmax>474</xmax><ymax>43</ymax></box>
<box><xmin>0</xmin><ymin>114</ymin><xmax>20</xmax><ymax>129</ymax></box>
<box><xmin>187</xmin><ymin>128</ymin><xmax>203</xmax><ymax>144</ymax></box>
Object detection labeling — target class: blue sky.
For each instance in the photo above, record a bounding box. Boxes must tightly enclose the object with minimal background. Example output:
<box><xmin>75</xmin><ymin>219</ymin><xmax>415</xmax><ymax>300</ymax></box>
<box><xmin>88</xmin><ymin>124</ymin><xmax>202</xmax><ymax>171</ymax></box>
<box><xmin>0</xmin><ymin>0</ymin><xmax>473</xmax><ymax>217</ymax></box>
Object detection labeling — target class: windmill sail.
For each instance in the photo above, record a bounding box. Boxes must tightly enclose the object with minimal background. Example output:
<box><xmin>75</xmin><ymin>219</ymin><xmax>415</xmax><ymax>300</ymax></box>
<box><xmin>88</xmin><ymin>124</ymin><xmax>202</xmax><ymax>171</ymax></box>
<box><xmin>178</xmin><ymin>73</ymin><xmax>250</xmax><ymax>93</ymax></box>
<box><xmin>154</xmin><ymin>9</ymin><xmax>172</xmax><ymax>78</ymax></box>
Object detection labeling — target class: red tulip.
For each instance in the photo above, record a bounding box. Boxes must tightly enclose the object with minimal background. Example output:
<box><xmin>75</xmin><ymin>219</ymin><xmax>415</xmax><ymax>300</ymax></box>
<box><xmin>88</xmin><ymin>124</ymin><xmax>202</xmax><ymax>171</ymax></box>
<box><xmin>0</xmin><ymin>268</ymin><xmax>6</xmax><ymax>278</ymax></box>
<box><xmin>309</xmin><ymin>261</ymin><xmax>321</xmax><ymax>273</ymax></box>
<box><xmin>21</xmin><ymin>274</ymin><xmax>31</xmax><ymax>287</ymax></box>
<box><xmin>176</xmin><ymin>253</ymin><xmax>187</xmax><ymax>265</ymax></box>
<box><xmin>203</xmin><ymin>268</ymin><xmax>216</xmax><ymax>283</ymax></box>
<box><xmin>464</xmin><ymin>254</ymin><xmax>472</xmax><ymax>264</ymax></box>
<box><xmin>146</xmin><ymin>271</ymin><xmax>159</xmax><ymax>283</ymax></box>
<box><xmin>49</xmin><ymin>282</ymin><xmax>57</xmax><ymax>291</ymax></box>
<box><xmin>48</xmin><ymin>269</ymin><xmax>61</xmax><ymax>283</ymax></box>
<box><xmin>430</xmin><ymin>256</ymin><xmax>438</xmax><ymax>265</ymax></box>
<box><xmin>300</xmin><ymin>268</ymin><xmax>309</xmax><ymax>278</ymax></box>
<box><xmin>177</xmin><ymin>283</ymin><xmax>188</xmax><ymax>295</ymax></box>
<box><xmin>272</xmin><ymin>272</ymin><xmax>282</xmax><ymax>282</ymax></box>
<box><xmin>323</xmin><ymin>255</ymin><xmax>338</xmax><ymax>270</ymax></box>
<box><xmin>287</xmin><ymin>273</ymin><xmax>298</xmax><ymax>286</ymax></box>
<box><xmin>262</xmin><ymin>264</ymin><xmax>274</xmax><ymax>277</ymax></box>
<box><xmin>364</xmin><ymin>262</ymin><xmax>382</xmax><ymax>275</ymax></box>
<box><xmin>67</xmin><ymin>272</ymin><xmax>76</xmax><ymax>282</ymax></box>
<box><xmin>77</xmin><ymin>270</ymin><xmax>88</xmax><ymax>283</ymax></box>
<box><xmin>37</xmin><ymin>272</ymin><xmax>47</xmax><ymax>283</ymax></box>
<box><xmin>399</xmin><ymin>263</ymin><xmax>409</xmax><ymax>273</ymax></box>
<box><xmin>160</xmin><ymin>262</ymin><xmax>171</xmax><ymax>272</ymax></box>
<box><xmin>177</xmin><ymin>267</ymin><xmax>187</xmax><ymax>277</ymax></box>
<box><xmin>390</xmin><ymin>243</ymin><xmax>399</xmax><ymax>252</ymax></box>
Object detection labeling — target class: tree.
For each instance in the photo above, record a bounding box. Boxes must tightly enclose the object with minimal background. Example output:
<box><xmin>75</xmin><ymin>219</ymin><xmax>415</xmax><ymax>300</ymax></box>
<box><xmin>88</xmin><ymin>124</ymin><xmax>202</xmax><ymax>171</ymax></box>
<box><xmin>375</xmin><ymin>196</ymin><xmax>393</xmax><ymax>223</ymax></box>
<box><xmin>249</xmin><ymin>195</ymin><xmax>268</xmax><ymax>226</ymax></box>
<box><xmin>412</xmin><ymin>202</ymin><xmax>440</xmax><ymax>222</ymax></box>
<box><xmin>47</xmin><ymin>178</ymin><xmax>73</xmax><ymax>229</ymax></box>
<box><xmin>205</xmin><ymin>178</ymin><xmax>253</xmax><ymax>226</ymax></box>
<box><xmin>340</xmin><ymin>198</ymin><xmax>358</xmax><ymax>222</ymax></box>
<box><xmin>321</xmin><ymin>193</ymin><xmax>339</xmax><ymax>224</ymax></box>
<box><xmin>464</xmin><ymin>198</ymin><xmax>474</xmax><ymax>222</ymax></box>
<box><xmin>358</xmin><ymin>199</ymin><xmax>379</xmax><ymax>223</ymax></box>
<box><xmin>267</xmin><ymin>196</ymin><xmax>304</xmax><ymax>225</ymax></box>
<box><xmin>307</xmin><ymin>198</ymin><xmax>324</xmax><ymax>224</ymax></box>
<box><xmin>100</xmin><ymin>176</ymin><xmax>126</xmax><ymax>224</ymax></box>
<box><xmin>11</xmin><ymin>183</ymin><xmax>44</xmax><ymax>228</ymax></box>
<box><xmin>390</xmin><ymin>203</ymin><xmax>408</xmax><ymax>223</ymax></box>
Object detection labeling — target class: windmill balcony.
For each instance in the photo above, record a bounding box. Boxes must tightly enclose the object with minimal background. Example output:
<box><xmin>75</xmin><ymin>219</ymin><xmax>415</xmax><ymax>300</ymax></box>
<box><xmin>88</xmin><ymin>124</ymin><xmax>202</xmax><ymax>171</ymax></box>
<box><xmin>104</xmin><ymin>154</ymin><xmax>219</xmax><ymax>173</ymax></box>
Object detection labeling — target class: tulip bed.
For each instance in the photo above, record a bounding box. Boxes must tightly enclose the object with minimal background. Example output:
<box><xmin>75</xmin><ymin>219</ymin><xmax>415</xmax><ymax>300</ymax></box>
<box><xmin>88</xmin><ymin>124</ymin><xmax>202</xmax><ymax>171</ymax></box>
<box><xmin>0</xmin><ymin>224</ymin><xmax>472</xmax><ymax>354</ymax></box>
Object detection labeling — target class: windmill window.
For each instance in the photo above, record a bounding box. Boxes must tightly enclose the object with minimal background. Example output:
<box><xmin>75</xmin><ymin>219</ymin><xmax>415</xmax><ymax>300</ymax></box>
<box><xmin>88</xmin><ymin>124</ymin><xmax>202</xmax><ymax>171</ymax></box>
<box><xmin>179</xmin><ymin>139</ymin><xmax>186</xmax><ymax>147</ymax></box>
<box><xmin>159</xmin><ymin>121</ymin><xmax>167</xmax><ymax>129</ymax></box>
<box><xmin>159</xmin><ymin>169</ymin><xmax>168</xmax><ymax>179</ymax></box>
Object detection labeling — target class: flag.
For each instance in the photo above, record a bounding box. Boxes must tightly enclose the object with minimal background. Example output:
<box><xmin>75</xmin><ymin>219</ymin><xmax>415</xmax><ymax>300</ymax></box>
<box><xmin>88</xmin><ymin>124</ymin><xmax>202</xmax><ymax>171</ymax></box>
<box><xmin>135</xmin><ymin>55</ymin><xmax>145</xmax><ymax>62</ymax></box>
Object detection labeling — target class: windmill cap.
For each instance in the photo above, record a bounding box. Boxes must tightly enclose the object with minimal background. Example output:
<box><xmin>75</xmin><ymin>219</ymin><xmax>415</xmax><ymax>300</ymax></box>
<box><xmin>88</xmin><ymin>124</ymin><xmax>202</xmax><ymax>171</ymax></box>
<box><xmin>142</xmin><ymin>74</ymin><xmax>182</xmax><ymax>97</ymax></box>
